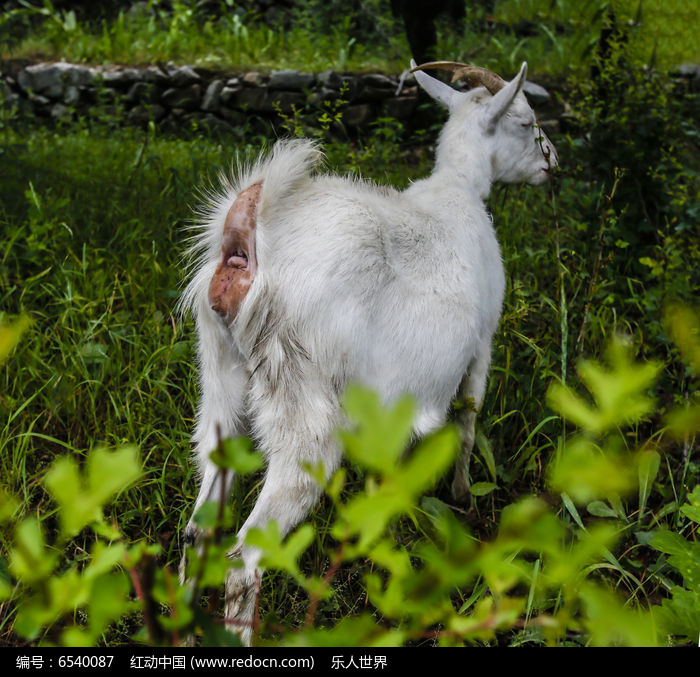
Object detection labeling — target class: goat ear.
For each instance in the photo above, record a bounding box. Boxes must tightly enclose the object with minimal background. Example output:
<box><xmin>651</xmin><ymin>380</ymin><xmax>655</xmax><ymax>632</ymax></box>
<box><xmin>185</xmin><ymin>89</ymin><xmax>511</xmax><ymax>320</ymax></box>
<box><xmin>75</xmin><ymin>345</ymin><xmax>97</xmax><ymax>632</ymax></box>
<box><xmin>486</xmin><ymin>61</ymin><xmax>528</xmax><ymax>131</ymax></box>
<box><xmin>411</xmin><ymin>59</ymin><xmax>459</xmax><ymax>110</ymax></box>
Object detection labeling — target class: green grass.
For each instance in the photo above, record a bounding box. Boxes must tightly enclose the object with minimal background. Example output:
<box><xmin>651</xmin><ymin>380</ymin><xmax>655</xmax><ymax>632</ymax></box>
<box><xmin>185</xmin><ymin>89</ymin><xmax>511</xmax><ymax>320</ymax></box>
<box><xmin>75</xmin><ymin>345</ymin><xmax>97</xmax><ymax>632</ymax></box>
<box><xmin>2</xmin><ymin>0</ymin><xmax>698</xmax><ymax>78</ymax></box>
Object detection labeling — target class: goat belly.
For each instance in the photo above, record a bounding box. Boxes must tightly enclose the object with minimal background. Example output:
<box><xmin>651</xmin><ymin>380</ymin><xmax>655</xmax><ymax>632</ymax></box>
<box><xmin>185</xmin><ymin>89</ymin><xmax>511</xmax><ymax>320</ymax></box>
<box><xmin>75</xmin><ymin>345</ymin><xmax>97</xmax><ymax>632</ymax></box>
<box><xmin>208</xmin><ymin>181</ymin><xmax>261</xmax><ymax>323</ymax></box>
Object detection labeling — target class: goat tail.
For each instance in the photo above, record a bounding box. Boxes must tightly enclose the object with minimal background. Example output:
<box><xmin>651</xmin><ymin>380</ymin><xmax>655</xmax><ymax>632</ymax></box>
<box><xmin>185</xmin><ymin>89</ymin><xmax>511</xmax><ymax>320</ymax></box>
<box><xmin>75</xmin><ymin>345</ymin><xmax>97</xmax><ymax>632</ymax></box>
<box><xmin>256</xmin><ymin>138</ymin><xmax>324</xmax><ymax>222</ymax></box>
<box><xmin>178</xmin><ymin>139</ymin><xmax>322</xmax><ymax>319</ymax></box>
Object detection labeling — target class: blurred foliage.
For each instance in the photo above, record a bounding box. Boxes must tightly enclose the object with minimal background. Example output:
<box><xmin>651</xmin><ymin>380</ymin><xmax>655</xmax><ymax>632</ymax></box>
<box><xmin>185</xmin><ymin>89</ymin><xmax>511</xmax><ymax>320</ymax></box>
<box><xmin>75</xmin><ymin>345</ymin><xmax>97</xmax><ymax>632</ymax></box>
<box><xmin>563</xmin><ymin>24</ymin><xmax>698</xmax><ymax>262</ymax></box>
<box><xmin>2</xmin><ymin>371</ymin><xmax>689</xmax><ymax>646</ymax></box>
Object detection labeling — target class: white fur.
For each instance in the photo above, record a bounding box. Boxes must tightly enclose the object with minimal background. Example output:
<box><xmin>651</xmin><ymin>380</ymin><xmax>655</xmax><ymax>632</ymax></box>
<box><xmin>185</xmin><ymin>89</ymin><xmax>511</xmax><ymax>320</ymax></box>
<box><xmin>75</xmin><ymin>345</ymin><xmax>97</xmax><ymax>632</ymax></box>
<box><xmin>179</xmin><ymin>62</ymin><xmax>557</xmax><ymax>644</ymax></box>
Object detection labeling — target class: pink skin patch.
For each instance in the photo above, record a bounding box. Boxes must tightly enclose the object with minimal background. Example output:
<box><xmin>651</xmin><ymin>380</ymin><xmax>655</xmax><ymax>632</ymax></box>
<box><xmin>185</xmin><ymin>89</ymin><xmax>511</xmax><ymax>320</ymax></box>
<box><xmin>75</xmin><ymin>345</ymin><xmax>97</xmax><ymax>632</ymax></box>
<box><xmin>208</xmin><ymin>181</ymin><xmax>262</xmax><ymax>323</ymax></box>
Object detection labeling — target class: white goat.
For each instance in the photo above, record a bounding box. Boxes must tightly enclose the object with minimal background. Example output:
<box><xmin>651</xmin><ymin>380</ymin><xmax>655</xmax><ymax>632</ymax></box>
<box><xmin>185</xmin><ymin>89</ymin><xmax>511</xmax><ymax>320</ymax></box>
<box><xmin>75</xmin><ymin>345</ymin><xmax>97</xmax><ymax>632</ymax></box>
<box><xmin>179</xmin><ymin>60</ymin><xmax>557</xmax><ymax>644</ymax></box>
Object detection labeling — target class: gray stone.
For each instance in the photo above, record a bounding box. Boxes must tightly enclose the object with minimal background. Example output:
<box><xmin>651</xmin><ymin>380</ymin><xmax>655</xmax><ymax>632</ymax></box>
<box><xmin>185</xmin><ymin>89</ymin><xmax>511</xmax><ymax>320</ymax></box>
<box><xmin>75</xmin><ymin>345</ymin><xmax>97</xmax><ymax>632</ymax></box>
<box><xmin>16</xmin><ymin>70</ymin><xmax>30</xmax><ymax>92</ymax></box>
<box><xmin>226</xmin><ymin>77</ymin><xmax>242</xmax><ymax>88</ymax></box>
<box><xmin>678</xmin><ymin>63</ymin><xmax>700</xmax><ymax>79</ymax></box>
<box><xmin>20</xmin><ymin>62</ymin><xmax>96</xmax><ymax>95</ymax></box>
<box><xmin>363</xmin><ymin>86</ymin><xmax>395</xmax><ymax>102</ymax></box>
<box><xmin>677</xmin><ymin>63</ymin><xmax>700</xmax><ymax>91</ymax></box>
<box><xmin>1</xmin><ymin>92</ymin><xmax>21</xmax><ymax>110</ymax></box>
<box><xmin>523</xmin><ymin>80</ymin><xmax>550</xmax><ymax>105</ymax></box>
<box><xmin>142</xmin><ymin>65</ymin><xmax>169</xmax><ymax>86</ymax></box>
<box><xmin>267</xmin><ymin>90</ymin><xmax>305</xmax><ymax>112</ymax></box>
<box><xmin>360</xmin><ymin>73</ymin><xmax>395</xmax><ymax>89</ymax></box>
<box><xmin>30</xmin><ymin>94</ymin><xmax>50</xmax><ymax>108</ymax></box>
<box><xmin>220</xmin><ymin>85</ymin><xmax>243</xmax><ymax>106</ymax></box>
<box><xmin>63</xmin><ymin>85</ymin><xmax>81</xmax><ymax>106</ymax></box>
<box><xmin>201</xmin><ymin>80</ymin><xmax>224</xmax><ymax>112</ymax></box>
<box><xmin>1</xmin><ymin>80</ymin><xmax>21</xmax><ymax>109</ymax></box>
<box><xmin>162</xmin><ymin>85</ymin><xmax>201</xmax><ymax>110</ymax></box>
<box><xmin>243</xmin><ymin>72</ymin><xmax>264</xmax><ymax>86</ymax></box>
<box><xmin>269</xmin><ymin>70</ymin><xmax>315</xmax><ymax>91</ymax></box>
<box><xmin>308</xmin><ymin>87</ymin><xmax>342</xmax><ymax>106</ymax></box>
<box><xmin>233</xmin><ymin>87</ymin><xmax>267</xmax><ymax>111</ymax></box>
<box><xmin>44</xmin><ymin>81</ymin><xmax>65</xmax><ymax>100</ymax></box>
<box><xmin>381</xmin><ymin>96</ymin><xmax>418</xmax><ymax>119</ymax></box>
<box><xmin>128</xmin><ymin>104</ymin><xmax>166</xmax><ymax>124</ymax></box>
<box><xmin>167</xmin><ymin>64</ymin><xmax>201</xmax><ymax>87</ymax></box>
<box><xmin>100</xmin><ymin>68</ymin><xmax>141</xmax><ymax>89</ymax></box>
<box><xmin>17</xmin><ymin>64</ymin><xmax>58</xmax><ymax>96</ymax></box>
<box><xmin>50</xmin><ymin>103</ymin><xmax>70</xmax><ymax>120</ymax></box>
<box><xmin>318</xmin><ymin>70</ymin><xmax>342</xmax><ymax>89</ymax></box>
<box><xmin>342</xmin><ymin>103</ymin><xmax>374</xmax><ymax>127</ymax></box>
<box><xmin>360</xmin><ymin>74</ymin><xmax>396</xmax><ymax>102</ymax></box>
<box><xmin>199</xmin><ymin>114</ymin><xmax>234</xmax><ymax>136</ymax></box>
<box><xmin>127</xmin><ymin>81</ymin><xmax>161</xmax><ymax>104</ymax></box>
<box><xmin>94</xmin><ymin>87</ymin><xmax>118</xmax><ymax>104</ymax></box>
<box><xmin>17</xmin><ymin>61</ymin><xmax>97</xmax><ymax>99</ymax></box>
<box><xmin>68</xmin><ymin>64</ymin><xmax>98</xmax><ymax>88</ymax></box>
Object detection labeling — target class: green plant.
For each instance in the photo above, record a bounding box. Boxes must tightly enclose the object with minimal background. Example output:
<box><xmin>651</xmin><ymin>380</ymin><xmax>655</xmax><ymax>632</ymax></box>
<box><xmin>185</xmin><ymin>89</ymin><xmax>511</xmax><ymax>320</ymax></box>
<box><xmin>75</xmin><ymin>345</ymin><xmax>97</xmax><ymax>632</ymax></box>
<box><xmin>563</xmin><ymin>23</ymin><xmax>697</xmax><ymax>260</ymax></box>
<box><xmin>0</xmin><ymin>379</ymin><xmax>665</xmax><ymax>647</ymax></box>
<box><xmin>649</xmin><ymin>485</ymin><xmax>700</xmax><ymax>644</ymax></box>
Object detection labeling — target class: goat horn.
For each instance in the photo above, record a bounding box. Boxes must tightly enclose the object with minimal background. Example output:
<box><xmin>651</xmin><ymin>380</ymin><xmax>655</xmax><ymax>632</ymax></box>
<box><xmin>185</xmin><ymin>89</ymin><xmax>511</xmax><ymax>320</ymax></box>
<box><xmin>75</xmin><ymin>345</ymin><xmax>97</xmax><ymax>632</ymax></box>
<box><xmin>410</xmin><ymin>61</ymin><xmax>506</xmax><ymax>95</ymax></box>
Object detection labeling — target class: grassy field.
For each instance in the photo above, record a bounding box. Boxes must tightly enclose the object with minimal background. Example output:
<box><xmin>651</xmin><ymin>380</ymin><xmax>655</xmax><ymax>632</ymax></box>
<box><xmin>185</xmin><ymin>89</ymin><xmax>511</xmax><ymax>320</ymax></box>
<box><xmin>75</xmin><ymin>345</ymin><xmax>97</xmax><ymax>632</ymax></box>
<box><xmin>1</xmin><ymin>0</ymin><xmax>698</xmax><ymax>77</ymax></box>
<box><xmin>0</xmin><ymin>1</ymin><xmax>698</xmax><ymax>649</ymax></box>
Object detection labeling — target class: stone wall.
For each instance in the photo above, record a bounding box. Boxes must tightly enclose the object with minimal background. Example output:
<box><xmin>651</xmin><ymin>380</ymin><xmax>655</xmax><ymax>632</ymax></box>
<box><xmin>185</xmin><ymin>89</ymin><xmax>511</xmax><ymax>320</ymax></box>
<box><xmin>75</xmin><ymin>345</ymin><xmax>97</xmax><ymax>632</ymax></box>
<box><xmin>0</xmin><ymin>60</ymin><xmax>564</xmax><ymax>136</ymax></box>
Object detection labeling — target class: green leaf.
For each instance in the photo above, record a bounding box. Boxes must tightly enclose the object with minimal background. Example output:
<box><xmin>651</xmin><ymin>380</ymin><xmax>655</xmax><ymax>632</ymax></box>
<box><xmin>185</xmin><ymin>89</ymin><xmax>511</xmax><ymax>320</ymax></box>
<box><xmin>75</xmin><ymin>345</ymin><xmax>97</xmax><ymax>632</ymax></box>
<box><xmin>194</xmin><ymin>501</ymin><xmax>221</xmax><ymax>530</ymax></box>
<box><xmin>470</xmin><ymin>482</ymin><xmax>498</xmax><ymax>497</ymax></box>
<box><xmin>339</xmin><ymin>385</ymin><xmax>415</xmax><ymax>474</ymax></box>
<box><xmin>665</xmin><ymin>305</ymin><xmax>700</xmax><ymax>376</ymax></box>
<box><xmin>8</xmin><ymin>517</ymin><xmax>56</xmax><ymax>583</ymax></box>
<box><xmin>581</xmin><ymin>583</ymin><xmax>659</xmax><ymax>646</ymax></box>
<box><xmin>400</xmin><ymin>426</ymin><xmax>460</xmax><ymax>496</ymax></box>
<box><xmin>185</xmin><ymin>536</ymin><xmax>237</xmax><ymax>587</ymax></box>
<box><xmin>84</xmin><ymin>572</ymin><xmax>132</xmax><ymax>637</ymax></box>
<box><xmin>0</xmin><ymin>486</ymin><xmax>19</xmax><ymax>523</ymax></box>
<box><xmin>547</xmin><ymin>338</ymin><xmax>662</xmax><ymax>436</ymax></box>
<box><xmin>210</xmin><ymin>437</ymin><xmax>263</xmax><ymax>475</ymax></box>
<box><xmin>637</xmin><ymin>450</ymin><xmax>660</xmax><ymax>518</ymax></box>
<box><xmin>587</xmin><ymin>500</ymin><xmax>618</xmax><ymax>518</ymax></box>
<box><xmin>653</xmin><ymin>586</ymin><xmax>700</xmax><ymax>643</ymax></box>
<box><xmin>650</xmin><ymin>530</ymin><xmax>700</xmax><ymax>592</ymax></box>
<box><xmin>549</xmin><ymin>438</ymin><xmax>637</xmax><ymax>504</ymax></box>
<box><xmin>474</xmin><ymin>430</ymin><xmax>498</xmax><ymax>483</ymax></box>
<box><xmin>44</xmin><ymin>446</ymin><xmax>140</xmax><ymax>539</ymax></box>
<box><xmin>284</xmin><ymin>614</ymin><xmax>404</xmax><ymax>647</ymax></box>
<box><xmin>246</xmin><ymin>522</ymin><xmax>314</xmax><ymax>582</ymax></box>
<box><xmin>680</xmin><ymin>486</ymin><xmax>700</xmax><ymax>524</ymax></box>
<box><xmin>195</xmin><ymin>607</ymin><xmax>244</xmax><ymax>647</ymax></box>
<box><xmin>665</xmin><ymin>404</ymin><xmax>700</xmax><ymax>440</ymax></box>
<box><xmin>561</xmin><ymin>492</ymin><xmax>586</xmax><ymax>529</ymax></box>
<box><xmin>0</xmin><ymin>315</ymin><xmax>31</xmax><ymax>365</ymax></box>
<box><xmin>0</xmin><ymin>556</ymin><xmax>12</xmax><ymax>600</ymax></box>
